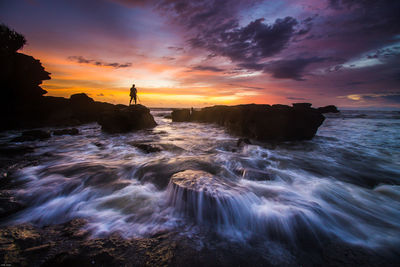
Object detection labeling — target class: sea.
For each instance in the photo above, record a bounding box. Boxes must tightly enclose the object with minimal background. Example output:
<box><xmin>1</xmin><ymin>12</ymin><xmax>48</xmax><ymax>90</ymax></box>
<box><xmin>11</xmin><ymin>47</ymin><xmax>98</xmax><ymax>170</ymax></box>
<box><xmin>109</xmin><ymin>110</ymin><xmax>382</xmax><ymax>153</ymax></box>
<box><xmin>1</xmin><ymin>109</ymin><xmax>400</xmax><ymax>256</ymax></box>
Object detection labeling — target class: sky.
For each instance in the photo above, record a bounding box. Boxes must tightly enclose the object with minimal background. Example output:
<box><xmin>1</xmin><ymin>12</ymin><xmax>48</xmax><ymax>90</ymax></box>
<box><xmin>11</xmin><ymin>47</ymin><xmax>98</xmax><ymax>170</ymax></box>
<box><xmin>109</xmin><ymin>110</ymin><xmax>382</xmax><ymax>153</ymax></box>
<box><xmin>1</xmin><ymin>0</ymin><xmax>400</xmax><ymax>108</ymax></box>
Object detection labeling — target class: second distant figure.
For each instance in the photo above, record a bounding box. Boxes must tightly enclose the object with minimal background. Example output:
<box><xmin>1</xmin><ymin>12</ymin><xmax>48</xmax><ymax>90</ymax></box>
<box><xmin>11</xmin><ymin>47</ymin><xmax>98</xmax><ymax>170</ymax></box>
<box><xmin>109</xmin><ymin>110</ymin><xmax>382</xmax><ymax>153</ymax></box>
<box><xmin>129</xmin><ymin>84</ymin><xmax>137</xmax><ymax>105</ymax></box>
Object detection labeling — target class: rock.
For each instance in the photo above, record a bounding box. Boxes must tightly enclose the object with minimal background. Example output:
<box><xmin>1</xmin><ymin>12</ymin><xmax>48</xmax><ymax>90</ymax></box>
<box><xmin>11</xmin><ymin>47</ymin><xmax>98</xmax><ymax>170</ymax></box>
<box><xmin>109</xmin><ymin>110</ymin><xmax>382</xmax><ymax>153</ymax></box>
<box><xmin>69</xmin><ymin>93</ymin><xmax>95</xmax><ymax>106</ymax></box>
<box><xmin>172</xmin><ymin>104</ymin><xmax>325</xmax><ymax>141</ymax></box>
<box><xmin>171</xmin><ymin>109</ymin><xmax>191</xmax><ymax>122</ymax></box>
<box><xmin>167</xmin><ymin>170</ymin><xmax>244</xmax><ymax>224</ymax></box>
<box><xmin>52</xmin><ymin>128</ymin><xmax>79</xmax><ymax>136</ymax></box>
<box><xmin>0</xmin><ymin>193</ymin><xmax>25</xmax><ymax>218</ymax></box>
<box><xmin>11</xmin><ymin>130</ymin><xmax>51</xmax><ymax>142</ymax></box>
<box><xmin>98</xmin><ymin>104</ymin><xmax>157</xmax><ymax>133</ymax></box>
<box><xmin>0</xmin><ymin>217</ymin><xmax>398</xmax><ymax>267</ymax></box>
<box><xmin>292</xmin><ymin>102</ymin><xmax>312</xmax><ymax>109</ymax></box>
<box><xmin>318</xmin><ymin>105</ymin><xmax>339</xmax><ymax>113</ymax></box>
<box><xmin>238</xmin><ymin>168</ymin><xmax>272</xmax><ymax>181</ymax></box>
<box><xmin>271</xmin><ymin>104</ymin><xmax>291</xmax><ymax>109</ymax></box>
<box><xmin>237</xmin><ymin>138</ymin><xmax>251</xmax><ymax>147</ymax></box>
<box><xmin>129</xmin><ymin>142</ymin><xmax>162</xmax><ymax>153</ymax></box>
<box><xmin>93</xmin><ymin>142</ymin><xmax>104</xmax><ymax>148</ymax></box>
<box><xmin>0</xmin><ymin>52</ymin><xmax>50</xmax><ymax>105</ymax></box>
<box><xmin>0</xmin><ymin>145</ymin><xmax>34</xmax><ymax>156</ymax></box>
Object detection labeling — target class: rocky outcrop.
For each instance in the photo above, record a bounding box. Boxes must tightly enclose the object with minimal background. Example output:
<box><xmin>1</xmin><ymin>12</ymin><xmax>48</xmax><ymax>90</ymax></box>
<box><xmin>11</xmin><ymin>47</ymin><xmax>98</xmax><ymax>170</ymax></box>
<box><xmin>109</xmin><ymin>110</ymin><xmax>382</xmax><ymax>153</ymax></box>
<box><xmin>318</xmin><ymin>105</ymin><xmax>340</xmax><ymax>113</ymax></box>
<box><xmin>11</xmin><ymin>130</ymin><xmax>51</xmax><ymax>142</ymax></box>
<box><xmin>172</xmin><ymin>103</ymin><xmax>325</xmax><ymax>141</ymax></box>
<box><xmin>171</xmin><ymin>109</ymin><xmax>191</xmax><ymax>122</ymax></box>
<box><xmin>1</xmin><ymin>93</ymin><xmax>157</xmax><ymax>132</ymax></box>
<box><xmin>52</xmin><ymin>128</ymin><xmax>79</xmax><ymax>136</ymax></box>
<box><xmin>0</xmin><ymin>52</ymin><xmax>50</xmax><ymax>105</ymax></box>
<box><xmin>98</xmin><ymin>105</ymin><xmax>156</xmax><ymax>133</ymax></box>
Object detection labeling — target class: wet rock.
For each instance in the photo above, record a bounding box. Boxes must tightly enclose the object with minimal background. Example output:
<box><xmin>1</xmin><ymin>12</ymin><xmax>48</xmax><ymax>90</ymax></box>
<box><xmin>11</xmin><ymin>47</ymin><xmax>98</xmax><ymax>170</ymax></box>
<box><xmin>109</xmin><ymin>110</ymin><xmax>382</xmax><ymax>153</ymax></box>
<box><xmin>136</xmin><ymin>158</ymin><xmax>230</xmax><ymax>189</ymax></box>
<box><xmin>93</xmin><ymin>142</ymin><xmax>104</xmax><ymax>148</ymax></box>
<box><xmin>52</xmin><ymin>128</ymin><xmax>79</xmax><ymax>136</ymax></box>
<box><xmin>238</xmin><ymin>168</ymin><xmax>271</xmax><ymax>181</ymax></box>
<box><xmin>129</xmin><ymin>142</ymin><xmax>162</xmax><ymax>153</ymax></box>
<box><xmin>171</xmin><ymin>109</ymin><xmax>191</xmax><ymax>122</ymax></box>
<box><xmin>237</xmin><ymin>138</ymin><xmax>251</xmax><ymax>147</ymax></box>
<box><xmin>98</xmin><ymin>105</ymin><xmax>157</xmax><ymax>133</ymax></box>
<box><xmin>11</xmin><ymin>130</ymin><xmax>51</xmax><ymax>142</ymax></box>
<box><xmin>168</xmin><ymin>170</ymin><xmax>243</xmax><ymax>224</ymax></box>
<box><xmin>318</xmin><ymin>105</ymin><xmax>339</xmax><ymax>113</ymax></box>
<box><xmin>0</xmin><ymin>193</ymin><xmax>25</xmax><ymax>218</ymax></box>
<box><xmin>172</xmin><ymin>104</ymin><xmax>325</xmax><ymax>141</ymax></box>
<box><xmin>0</xmin><ymin>218</ymin><xmax>398</xmax><ymax>267</ymax></box>
<box><xmin>0</xmin><ymin>145</ymin><xmax>34</xmax><ymax>156</ymax></box>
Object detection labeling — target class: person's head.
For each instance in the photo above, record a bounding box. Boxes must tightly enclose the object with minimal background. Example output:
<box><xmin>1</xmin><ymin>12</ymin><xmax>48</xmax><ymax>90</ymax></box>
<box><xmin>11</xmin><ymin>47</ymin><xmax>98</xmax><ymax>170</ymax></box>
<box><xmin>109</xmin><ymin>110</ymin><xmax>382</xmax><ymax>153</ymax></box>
<box><xmin>132</xmin><ymin>84</ymin><xmax>135</xmax><ymax>87</ymax></box>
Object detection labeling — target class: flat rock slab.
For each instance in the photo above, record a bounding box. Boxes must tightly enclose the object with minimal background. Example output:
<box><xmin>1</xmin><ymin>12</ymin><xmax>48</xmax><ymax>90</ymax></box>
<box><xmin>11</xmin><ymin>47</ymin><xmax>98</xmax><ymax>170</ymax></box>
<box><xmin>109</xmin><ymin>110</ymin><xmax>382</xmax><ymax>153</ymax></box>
<box><xmin>170</xmin><ymin>170</ymin><xmax>235</xmax><ymax>198</ymax></box>
<box><xmin>168</xmin><ymin>170</ymin><xmax>251</xmax><ymax>225</ymax></box>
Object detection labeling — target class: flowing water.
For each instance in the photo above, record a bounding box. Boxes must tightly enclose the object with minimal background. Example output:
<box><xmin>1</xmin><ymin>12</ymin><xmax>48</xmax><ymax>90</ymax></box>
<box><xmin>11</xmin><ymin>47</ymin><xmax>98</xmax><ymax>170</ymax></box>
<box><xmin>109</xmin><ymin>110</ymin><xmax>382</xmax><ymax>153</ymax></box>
<box><xmin>2</xmin><ymin>110</ymin><xmax>400</xmax><ymax>252</ymax></box>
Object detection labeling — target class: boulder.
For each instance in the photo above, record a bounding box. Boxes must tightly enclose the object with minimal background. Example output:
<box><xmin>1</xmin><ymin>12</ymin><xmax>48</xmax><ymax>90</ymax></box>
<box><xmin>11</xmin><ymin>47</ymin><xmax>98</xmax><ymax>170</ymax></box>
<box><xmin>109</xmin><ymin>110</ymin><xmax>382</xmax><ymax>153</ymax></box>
<box><xmin>98</xmin><ymin>104</ymin><xmax>156</xmax><ymax>133</ymax></box>
<box><xmin>171</xmin><ymin>104</ymin><xmax>325</xmax><ymax>141</ymax></box>
<box><xmin>167</xmin><ymin>170</ymin><xmax>243</xmax><ymax>224</ymax></box>
<box><xmin>52</xmin><ymin>128</ymin><xmax>79</xmax><ymax>136</ymax></box>
<box><xmin>11</xmin><ymin>130</ymin><xmax>51</xmax><ymax>142</ymax></box>
<box><xmin>318</xmin><ymin>105</ymin><xmax>339</xmax><ymax>113</ymax></box>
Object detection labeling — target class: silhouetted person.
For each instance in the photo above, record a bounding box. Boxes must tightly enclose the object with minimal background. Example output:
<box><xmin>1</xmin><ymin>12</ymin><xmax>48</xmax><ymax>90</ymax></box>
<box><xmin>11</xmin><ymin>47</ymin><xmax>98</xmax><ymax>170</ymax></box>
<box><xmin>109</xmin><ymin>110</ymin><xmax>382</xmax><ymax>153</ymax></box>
<box><xmin>129</xmin><ymin>84</ymin><xmax>137</xmax><ymax>105</ymax></box>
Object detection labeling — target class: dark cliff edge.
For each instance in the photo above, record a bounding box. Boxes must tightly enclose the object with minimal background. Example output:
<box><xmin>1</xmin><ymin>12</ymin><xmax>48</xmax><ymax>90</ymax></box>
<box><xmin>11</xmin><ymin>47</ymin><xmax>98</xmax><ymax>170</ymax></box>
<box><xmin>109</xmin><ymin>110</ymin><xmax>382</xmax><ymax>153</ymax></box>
<box><xmin>171</xmin><ymin>103</ymin><xmax>338</xmax><ymax>141</ymax></box>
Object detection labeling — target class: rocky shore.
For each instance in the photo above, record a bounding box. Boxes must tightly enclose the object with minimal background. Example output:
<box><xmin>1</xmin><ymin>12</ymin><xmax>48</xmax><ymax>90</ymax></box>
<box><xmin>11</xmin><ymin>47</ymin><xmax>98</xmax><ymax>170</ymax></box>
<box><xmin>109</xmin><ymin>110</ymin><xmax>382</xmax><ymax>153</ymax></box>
<box><xmin>0</xmin><ymin>218</ymin><xmax>397</xmax><ymax>267</ymax></box>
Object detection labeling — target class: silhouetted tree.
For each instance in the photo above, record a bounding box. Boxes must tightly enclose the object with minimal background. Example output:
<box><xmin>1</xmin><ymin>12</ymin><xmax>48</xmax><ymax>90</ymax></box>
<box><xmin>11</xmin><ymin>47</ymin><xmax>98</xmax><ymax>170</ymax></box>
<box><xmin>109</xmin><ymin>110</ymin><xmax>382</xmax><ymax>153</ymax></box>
<box><xmin>0</xmin><ymin>24</ymin><xmax>26</xmax><ymax>54</ymax></box>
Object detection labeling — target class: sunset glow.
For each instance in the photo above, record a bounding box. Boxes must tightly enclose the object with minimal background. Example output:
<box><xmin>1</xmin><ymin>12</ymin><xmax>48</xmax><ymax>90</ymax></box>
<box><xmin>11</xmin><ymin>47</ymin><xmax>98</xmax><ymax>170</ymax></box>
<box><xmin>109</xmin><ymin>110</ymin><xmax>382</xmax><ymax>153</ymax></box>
<box><xmin>2</xmin><ymin>0</ymin><xmax>399</xmax><ymax>108</ymax></box>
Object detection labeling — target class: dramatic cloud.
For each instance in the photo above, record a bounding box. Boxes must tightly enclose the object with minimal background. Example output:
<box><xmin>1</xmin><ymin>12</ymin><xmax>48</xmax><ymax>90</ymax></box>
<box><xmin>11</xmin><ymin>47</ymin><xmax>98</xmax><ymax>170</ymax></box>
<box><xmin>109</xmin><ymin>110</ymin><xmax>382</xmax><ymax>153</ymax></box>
<box><xmin>346</xmin><ymin>93</ymin><xmax>400</xmax><ymax>104</ymax></box>
<box><xmin>189</xmin><ymin>17</ymin><xmax>297</xmax><ymax>63</ymax></box>
<box><xmin>68</xmin><ymin>56</ymin><xmax>132</xmax><ymax>68</ymax></box>
<box><xmin>191</xmin><ymin>65</ymin><xmax>224</xmax><ymax>72</ymax></box>
<box><xmin>264</xmin><ymin>57</ymin><xmax>327</xmax><ymax>81</ymax></box>
<box><xmin>228</xmin><ymin>84</ymin><xmax>264</xmax><ymax>90</ymax></box>
<box><xmin>167</xmin><ymin>46</ymin><xmax>184</xmax><ymax>51</ymax></box>
<box><xmin>287</xmin><ymin>97</ymin><xmax>308</xmax><ymax>100</ymax></box>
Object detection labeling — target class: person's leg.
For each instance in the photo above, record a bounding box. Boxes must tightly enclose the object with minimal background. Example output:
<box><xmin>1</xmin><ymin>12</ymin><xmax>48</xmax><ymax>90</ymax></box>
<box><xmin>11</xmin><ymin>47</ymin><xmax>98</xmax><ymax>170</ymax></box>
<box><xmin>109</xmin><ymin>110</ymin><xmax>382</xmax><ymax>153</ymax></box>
<box><xmin>129</xmin><ymin>96</ymin><xmax>133</xmax><ymax>105</ymax></box>
<box><xmin>134</xmin><ymin>95</ymin><xmax>137</xmax><ymax>105</ymax></box>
